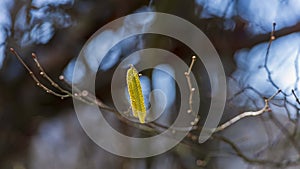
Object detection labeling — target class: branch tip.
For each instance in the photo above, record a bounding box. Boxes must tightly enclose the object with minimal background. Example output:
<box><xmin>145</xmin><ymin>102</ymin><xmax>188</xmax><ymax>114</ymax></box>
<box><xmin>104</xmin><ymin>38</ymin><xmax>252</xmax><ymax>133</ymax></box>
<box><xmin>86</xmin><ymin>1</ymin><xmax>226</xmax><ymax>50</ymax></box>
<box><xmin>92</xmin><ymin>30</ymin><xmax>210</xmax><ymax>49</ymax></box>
<box><xmin>32</xmin><ymin>53</ymin><xmax>37</xmax><ymax>59</ymax></box>
<box><xmin>59</xmin><ymin>75</ymin><xmax>64</xmax><ymax>80</ymax></box>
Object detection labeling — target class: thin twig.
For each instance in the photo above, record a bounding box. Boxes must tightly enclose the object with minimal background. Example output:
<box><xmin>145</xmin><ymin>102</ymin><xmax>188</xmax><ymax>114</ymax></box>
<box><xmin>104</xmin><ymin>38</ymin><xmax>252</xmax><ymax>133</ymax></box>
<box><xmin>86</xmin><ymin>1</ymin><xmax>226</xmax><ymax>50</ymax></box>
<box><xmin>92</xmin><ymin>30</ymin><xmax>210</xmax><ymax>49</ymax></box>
<box><xmin>213</xmin><ymin>135</ymin><xmax>300</xmax><ymax>168</ymax></box>
<box><xmin>292</xmin><ymin>89</ymin><xmax>300</xmax><ymax>105</ymax></box>
<box><xmin>263</xmin><ymin>22</ymin><xmax>281</xmax><ymax>91</ymax></box>
<box><xmin>10</xmin><ymin>48</ymin><xmax>70</xmax><ymax>98</ymax></box>
<box><xmin>185</xmin><ymin>56</ymin><xmax>196</xmax><ymax>114</ymax></box>
<box><xmin>31</xmin><ymin>53</ymin><xmax>71</xmax><ymax>99</ymax></box>
<box><xmin>291</xmin><ymin>89</ymin><xmax>300</xmax><ymax>137</ymax></box>
<box><xmin>184</xmin><ymin>56</ymin><xmax>199</xmax><ymax>125</ymax></box>
<box><xmin>215</xmin><ymin>90</ymin><xmax>281</xmax><ymax>132</ymax></box>
<box><xmin>268</xmin><ymin>111</ymin><xmax>300</xmax><ymax>156</ymax></box>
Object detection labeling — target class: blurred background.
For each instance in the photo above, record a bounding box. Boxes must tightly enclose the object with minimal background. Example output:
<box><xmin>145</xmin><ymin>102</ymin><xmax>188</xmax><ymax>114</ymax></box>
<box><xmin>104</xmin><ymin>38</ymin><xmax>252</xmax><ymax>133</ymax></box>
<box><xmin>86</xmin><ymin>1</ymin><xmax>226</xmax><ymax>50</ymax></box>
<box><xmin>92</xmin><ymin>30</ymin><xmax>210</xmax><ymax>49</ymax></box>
<box><xmin>1</xmin><ymin>0</ymin><xmax>300</xmax><ymax>168</ymax></box>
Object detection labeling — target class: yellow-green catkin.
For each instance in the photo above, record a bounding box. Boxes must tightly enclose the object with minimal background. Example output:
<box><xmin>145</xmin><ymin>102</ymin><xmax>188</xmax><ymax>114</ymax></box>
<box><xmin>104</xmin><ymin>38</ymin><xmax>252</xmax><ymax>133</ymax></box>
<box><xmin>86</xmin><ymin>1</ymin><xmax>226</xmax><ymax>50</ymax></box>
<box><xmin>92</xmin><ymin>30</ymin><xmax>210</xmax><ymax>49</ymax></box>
<box><xmin>126</xmin><ymin>65</ymin><xmax>146</xmax><ymax>123</ymax></box>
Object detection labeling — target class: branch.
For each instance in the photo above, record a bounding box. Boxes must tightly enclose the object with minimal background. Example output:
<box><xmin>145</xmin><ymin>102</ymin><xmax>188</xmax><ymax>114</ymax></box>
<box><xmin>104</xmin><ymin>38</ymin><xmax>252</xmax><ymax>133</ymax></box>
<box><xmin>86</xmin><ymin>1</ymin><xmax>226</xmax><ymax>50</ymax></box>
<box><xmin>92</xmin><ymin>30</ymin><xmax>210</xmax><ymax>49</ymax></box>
<box><xmin>215</xmin><ymin>89</ymin><xmax>281</xmax><ymax>132</ymax></box>
<box><xmin>10</xmin><ymin>48</ymin><xmax>70</xmax><ymax>98</ymax></box>
<box><xmin>10</xmin><ymin>48</ymin><xmax>203</xmax><ymax>138</ymax></box>
<box><xmin>184</xmin><ymin>56</ymin><xmax>200</xmax><ymax>126</ymax></box>
<box><xmin>213</xmin><ymin>135</ymin><xmax>300</xmax><ymax>168</ymax></box>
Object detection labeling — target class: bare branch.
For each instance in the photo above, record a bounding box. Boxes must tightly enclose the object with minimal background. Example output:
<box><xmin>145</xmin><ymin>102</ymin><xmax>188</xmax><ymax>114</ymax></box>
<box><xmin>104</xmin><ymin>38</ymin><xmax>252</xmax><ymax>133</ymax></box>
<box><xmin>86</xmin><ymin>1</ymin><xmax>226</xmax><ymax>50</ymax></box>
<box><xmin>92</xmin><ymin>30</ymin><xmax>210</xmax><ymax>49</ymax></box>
<box><xmin>184</xmin><ymin>56</ymin><xmax>200</xmax><ymax>126</ymax></box>
<box><xmin>10</xmin><ymin>48</ymin><xmax>70</xmax><ymax>98</ymax></box>
<box><xmin>213</xmin><ymin>135</ymin><xmax>300</xmax><ymax>168</ymax></box>
<box><xmin>263</xmin><ymin>22</ymin><xmax>281</xmax><ymax>92</ymax></box>
<box><xmin>185</xmin><ymin>56</ymin><xmax>196</xmax><ymax>114</ymax></box>
<box><xmin>9</xmin><ymin>48</ymin><xmax>173</xmax><ymax>135</ymax></box>
<box><xmin>292</xmin><ymin>89</ymin><xmax>300</xmax><ymax>105</ymax></box>
<box><xmin>215</xmin><ymin>89</ymin><xmax>281</xmax><ymax>132</ymax></box>
<box><xmin>31</xmin><ymin>52</ymin><xmax>72</xmax><ymax>99</ymax></box>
